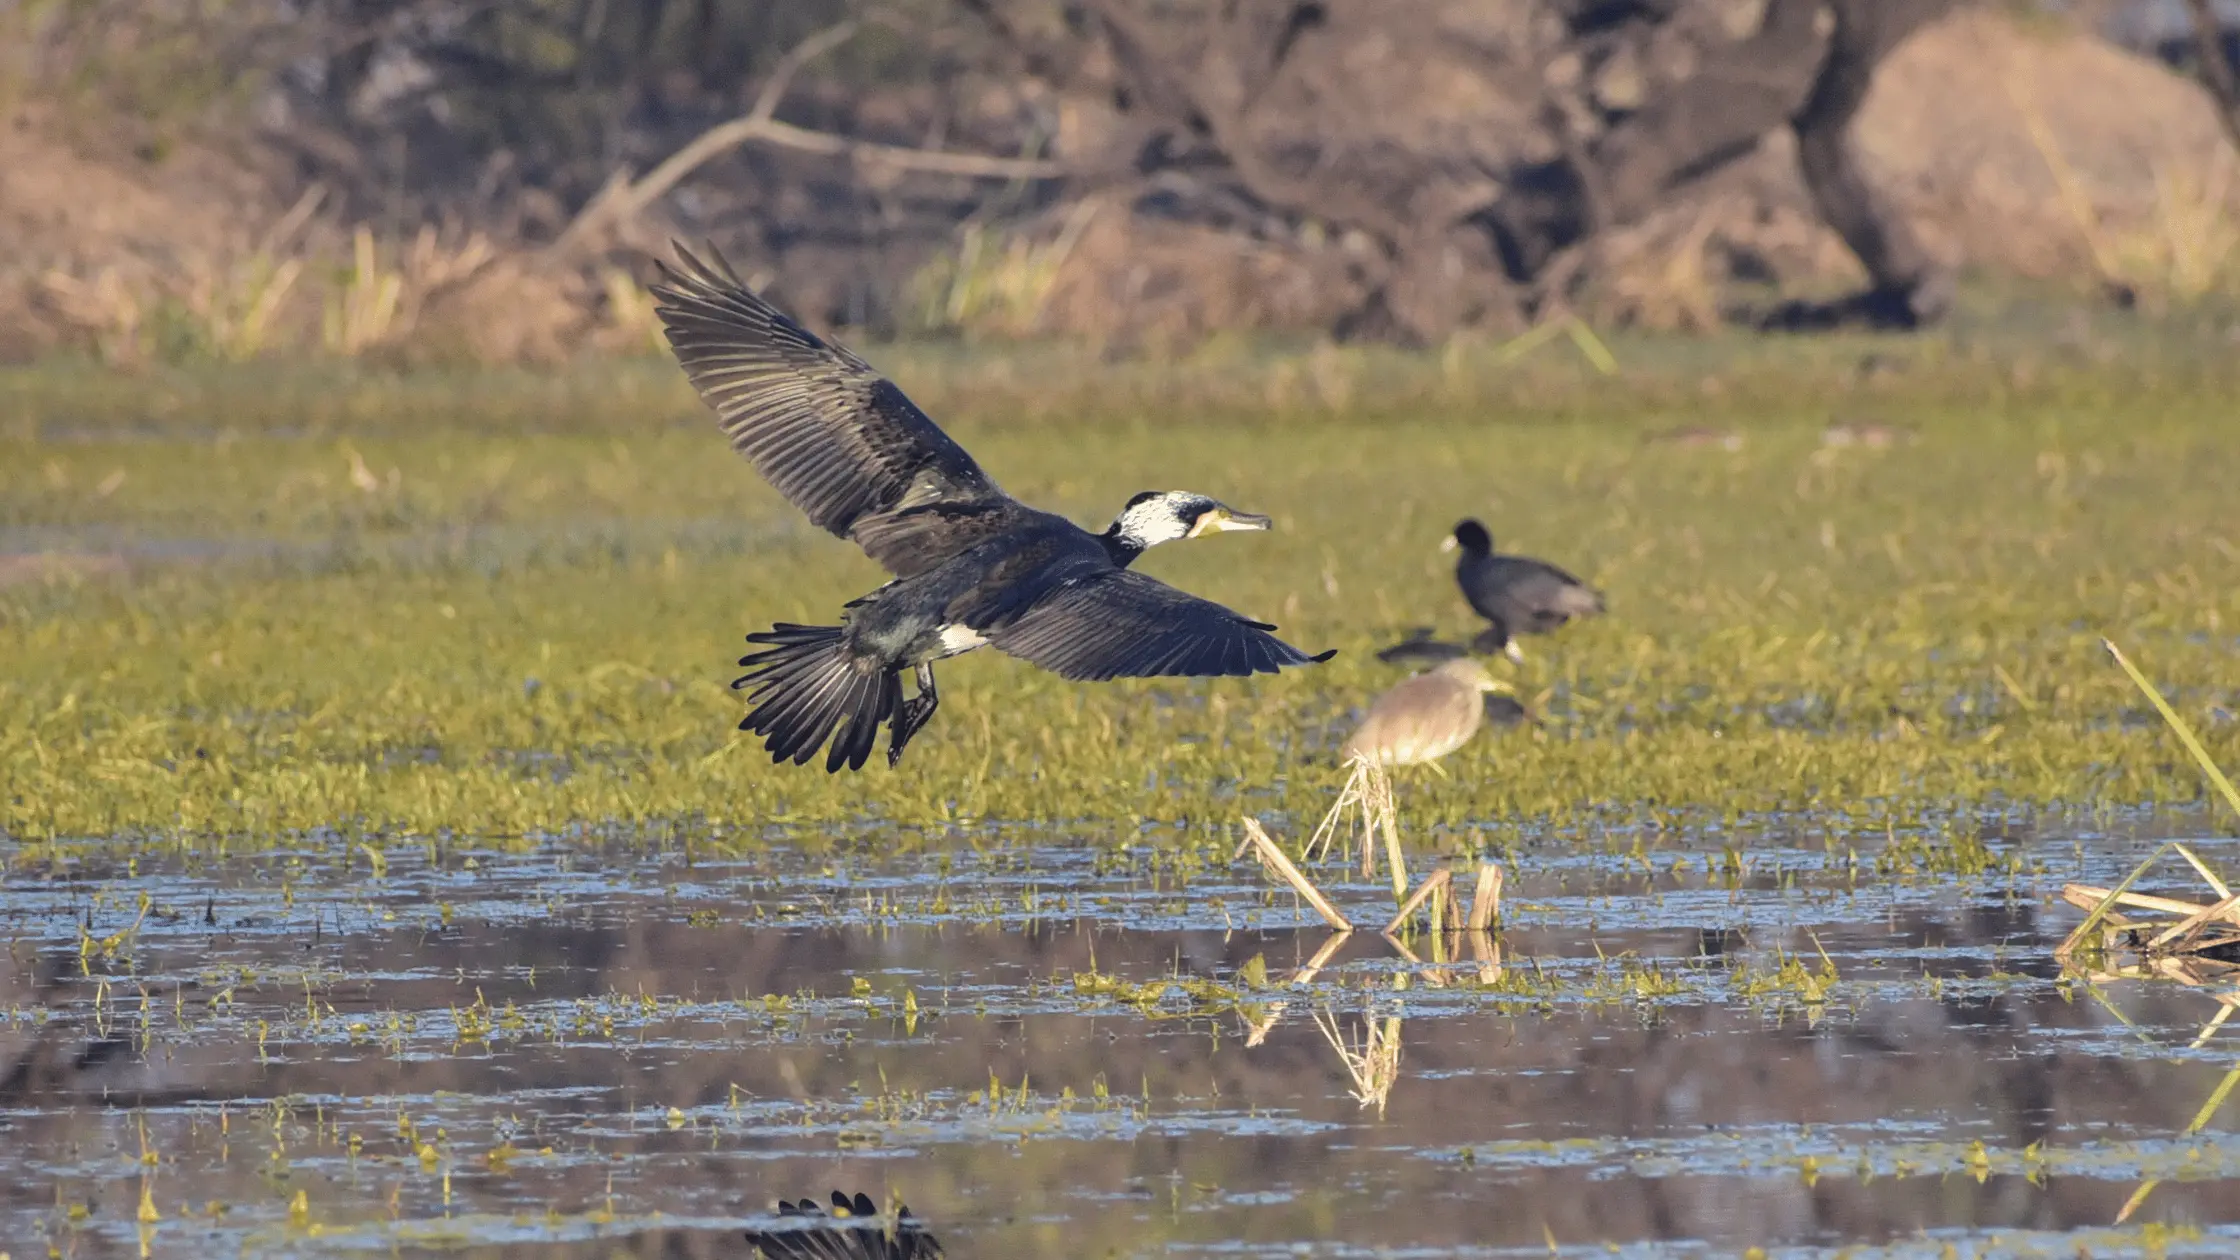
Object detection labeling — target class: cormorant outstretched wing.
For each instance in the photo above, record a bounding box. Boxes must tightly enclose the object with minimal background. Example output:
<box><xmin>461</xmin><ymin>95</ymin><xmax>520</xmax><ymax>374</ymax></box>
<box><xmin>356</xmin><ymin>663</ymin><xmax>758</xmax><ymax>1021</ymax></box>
<box><xmin>987</xmin><ymin>569</ymin><xmax>1335</xmax><ymax>682</ymax></box>
<box><xmin>652</xmin><ymin>245</ymin><xmax>1008</xmax><ymax>573</ymax></box>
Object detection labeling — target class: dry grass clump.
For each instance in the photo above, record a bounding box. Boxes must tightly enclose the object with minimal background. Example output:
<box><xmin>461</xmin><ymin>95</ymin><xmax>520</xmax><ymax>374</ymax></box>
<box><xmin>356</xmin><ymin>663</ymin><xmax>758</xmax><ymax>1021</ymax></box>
<box><xmin>2010</xmin><ymin>95</ymin><xmax>2240</xmax><ymax>309</ymax></box>
<box><xmin>1577</xmin><ymin>188</ymin><xmax>1864</xmax><ymax>333</ymax></box>
<box><xmin>912</xmin><ymin>204</ymin><xmax>1366</xmax><ymax>349</ymax></box>
<box><xmin>28</xmin><ymin>215</ymin><xmax>601</xmax><ymax>368</ymax></box>
<box><xmin>1857</xmin><ymin>7</ymin><xmax>2240</xmax><ymax>296</ymax></box>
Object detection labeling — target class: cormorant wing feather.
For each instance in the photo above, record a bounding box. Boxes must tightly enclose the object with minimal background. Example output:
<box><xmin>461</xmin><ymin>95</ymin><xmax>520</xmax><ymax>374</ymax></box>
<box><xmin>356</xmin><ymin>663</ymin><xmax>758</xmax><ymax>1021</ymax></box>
<box><xmin>652</xmin><ymin>244</ymin><xmax>1007</xmax><ymax>572</ymax></box>
<box><xmin>986</xmin><ymin>569</ymin><xmax>1335</xmax><ymax>682</ymax></box>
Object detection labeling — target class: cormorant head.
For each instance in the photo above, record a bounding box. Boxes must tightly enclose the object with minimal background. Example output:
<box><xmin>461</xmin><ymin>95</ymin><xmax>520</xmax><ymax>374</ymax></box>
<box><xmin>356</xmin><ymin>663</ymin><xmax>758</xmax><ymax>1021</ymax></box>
<box><xmin>1108</xmin><ymin>491</ymin><xmax>1272</xmax><ymax>550</ymax></box>
<box><xmin>1441</xmin><ymin>519</ymin><xmax>1493</xmax><ymax>556</ymax></box>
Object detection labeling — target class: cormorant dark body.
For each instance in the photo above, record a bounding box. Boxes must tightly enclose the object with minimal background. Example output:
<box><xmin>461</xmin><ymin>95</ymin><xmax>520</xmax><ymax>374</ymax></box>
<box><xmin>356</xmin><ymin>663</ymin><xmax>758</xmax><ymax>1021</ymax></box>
<box><xmin>1443</xmin><ymin>519</ymin><xmax>1604</xmax><ymax>659</ymax></box>
<box><xmin>652</xmin><ymin>245</ymin><xmax>1333</xmax><ymax>773</ymax></box>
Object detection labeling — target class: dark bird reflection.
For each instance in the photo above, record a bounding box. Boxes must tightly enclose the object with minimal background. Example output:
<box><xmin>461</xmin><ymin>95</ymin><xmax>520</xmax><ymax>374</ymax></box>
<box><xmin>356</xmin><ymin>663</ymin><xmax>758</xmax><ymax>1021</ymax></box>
<box><xmin>1371</xmin><ymin>628</ymin><xmax>1535</xmax><ymax>727</ymax></box>
<box><xmin>743</xmin><ymin>1190</ymin><xmax>945</xmax><ymax>1259</ymax></box>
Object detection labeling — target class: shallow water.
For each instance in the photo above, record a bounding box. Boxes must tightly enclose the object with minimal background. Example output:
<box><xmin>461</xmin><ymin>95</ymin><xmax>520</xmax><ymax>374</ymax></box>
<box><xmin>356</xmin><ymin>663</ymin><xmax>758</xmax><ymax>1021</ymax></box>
<box><xmin>8</xmin><ymin>812</ymin><xmax>2240</xmax><ymax>1258</ymax></box>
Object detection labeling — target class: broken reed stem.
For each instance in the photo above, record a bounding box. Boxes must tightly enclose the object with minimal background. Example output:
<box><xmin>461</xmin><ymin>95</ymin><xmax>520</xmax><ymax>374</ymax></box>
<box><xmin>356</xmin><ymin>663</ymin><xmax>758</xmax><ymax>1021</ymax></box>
<box><xmin>1241</xmin><ymin>817</ymin><xmax>1353</xmax><ymax>931</ymax></box>
<box><xmin>1380</xmin><ymin>863</ymin><xmax>1506</xmax><ymax>937</ymax></box>
<box><xmin>2055</xmin><ymin>843</ymin><xmax>2179</xmax><ymax>962</ymax></box>
<box><xmin>1378</xmin><ymin>931</ymin><xmax>1447</xmax><ymax>986</ymax></box>
<box><xmin>2192</xmin><ymin>1000</ymin><xmax>2240</xmax><ymax>1050</ymax></box>
<box><xmin>1465</xmin><ymin>927</ymin><xmax>1502</xmax><ymax>983</ymax></box>
<box><xmin>1289</xmin><ymin>930</ymin><xmax>1351</xmax><ymax>987</ymax></box>
<box><xmin>2117</xmin><ymin>1060</ymin><xmax>2240</xmax><ymax>1224</ymax></box>
<box><xmin>2176</xmin><ymin>842</ymin><xmax>2234</xmax><ymax>900</ymax></box>
<box><xmin>2148</xmin><ymin>892</ymin><xmax>2240</xmax><ymax>949</ymax></box>
<box><xmin>2053</xmin><ymin>647</ymin><xmax>2240</xmax><ymax>971</ymax></box>
<box><xmin>2059</xmin><ymin>876</ymin><xmax>2240</xmax><ymax>923</ymax></box>
<box><xmin>1382</xmin><ymin>869</ymin><xmax>1451</xmax><ymax>936</ymax></box>
<box><xmin>1466</xmin><ymin>864</ymin><xmax>1504</xmax><ymax>932</ymax></box>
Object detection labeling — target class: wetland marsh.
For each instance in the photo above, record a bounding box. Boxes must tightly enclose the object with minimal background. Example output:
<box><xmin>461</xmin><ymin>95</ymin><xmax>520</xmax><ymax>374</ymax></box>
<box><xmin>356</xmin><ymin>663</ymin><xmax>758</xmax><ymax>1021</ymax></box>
<box><xmin>3</xmin><ymin>323</ymin><xmax>2239</xmax><ymax>1256</ymax></box>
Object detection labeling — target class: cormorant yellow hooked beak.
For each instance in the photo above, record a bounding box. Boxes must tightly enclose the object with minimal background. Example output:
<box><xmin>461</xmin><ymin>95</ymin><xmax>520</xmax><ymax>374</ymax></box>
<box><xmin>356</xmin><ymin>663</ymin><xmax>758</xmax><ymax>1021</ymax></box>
<box><xmin>1187</xmin><ymin>507</ymin><xmax>1272</xmax><ymax>538</ymax></box>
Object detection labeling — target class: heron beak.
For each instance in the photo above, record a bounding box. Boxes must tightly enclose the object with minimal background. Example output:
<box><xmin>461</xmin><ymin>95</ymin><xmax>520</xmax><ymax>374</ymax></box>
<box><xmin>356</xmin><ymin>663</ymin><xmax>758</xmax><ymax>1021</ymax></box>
<box><xmin>1439</xmin><ymin>535</ymin><xmax>1459</xmax><ymax>554</ymax></box>
<box><xmin>1188</xmin><ymin>507</ymin><xmax>1272</xmax><ymax>538</ymax></box>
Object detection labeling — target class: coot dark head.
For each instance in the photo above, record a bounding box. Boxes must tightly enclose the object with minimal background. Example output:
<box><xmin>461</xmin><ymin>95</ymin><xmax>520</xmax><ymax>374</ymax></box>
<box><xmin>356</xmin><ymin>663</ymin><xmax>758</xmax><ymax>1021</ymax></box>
<box><xmin>1436</xmin><ymin>519</ymin><xmax>1603</xmax><ymax>662</ymax></box>
<box><xmin>1446</xmin><ymin>519</ymin><xmax>1493</xmax><ymax>556</ymax></box>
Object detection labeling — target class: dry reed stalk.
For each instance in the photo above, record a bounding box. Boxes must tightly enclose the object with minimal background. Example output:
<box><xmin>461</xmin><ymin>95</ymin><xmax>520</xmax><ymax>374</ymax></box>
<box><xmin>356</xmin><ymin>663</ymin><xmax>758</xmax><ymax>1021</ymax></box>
<box><xmin>1313</xmin><ymin>1005</ymin><xmax>1404</xmax><ymax>1116</ymax></box>
<box><xmin>2107</xmin><ymin>641</ymin><xmax>2240</xmax><ymax>822</ymax></box>
<box><xmin>2179</xmin><ymin>843</ymin><xmax>2236</xmax><ymax>900</ymax></box>
<box><xmin>2057</xmin><ymin>868</ymin><xmax>2240</xmax><ymax>964</ymax></box>
<box><xmin>1466</xmin><ymin>864</ymin><xmax>1504</xmax><ymax>932</ymax></box>
<box><xmin>1237</xmin><ymin>932</ymin><xmax>1356</xmax><ymax>1043</ymax></box>
<box><xmin>2192</xmin><ymin>996</ymin><xmax>2240</xmax><ymax>1049</ymax></box>
<box><xmin>2117</xmin><ymin>1062</ymin><xmax>2240</xmax><ymax>1223</ymax></box>
<box><xmin>1288</xmin><ymin>930</ymin><xmax>1351</xmax><ymax>987</ymax></box>
<box><xmin>1490</xmin><ymin>312</ymin><xmax>1619</xmax><ymax>375</ymax></box>
<box><xmin>2055</xmin><ymin>648</ymin><xmax>2240</xmax><ymax>968</ymax></box>
<box><xmin>1240</xmin><ymin>817</ymin><xmax>1353</xmax><ymax>931</ymax></box>
<box><xmin>1381</xmin><ymin>869</ymin><xmax>1452</xmax><ymax>936</ymax></box>
<box><xmin>1465</xmin><ymin>928</ymin><xmax>1503</xmax><ymax>984</ymax></box>
<box><xmin>1378</xmin><ymin>931</ymin><xmax>1448</xmax><ymax>987</ymax></box>
<box><xmin>2059</xmin><ymin>880</ymin><xmax>2235</xmax><ymax>923</ymax></box>
<box><xmin>2149</xmin><ymin>893</ymin><xmax>2240</xmax><ymax>950</ymax></box>
<box><xmin>1307</xmin><ymin>756</ymin><xmax>1403</xmax><ymax>901</ymax></box>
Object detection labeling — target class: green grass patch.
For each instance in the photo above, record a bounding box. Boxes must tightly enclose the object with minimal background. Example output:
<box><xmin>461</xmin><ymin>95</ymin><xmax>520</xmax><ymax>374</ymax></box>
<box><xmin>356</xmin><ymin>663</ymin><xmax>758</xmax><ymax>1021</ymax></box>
<box><xmin>2</xmin><ymin>337</ymin><xmax>2236</xmax><ymax>848</ymax></box>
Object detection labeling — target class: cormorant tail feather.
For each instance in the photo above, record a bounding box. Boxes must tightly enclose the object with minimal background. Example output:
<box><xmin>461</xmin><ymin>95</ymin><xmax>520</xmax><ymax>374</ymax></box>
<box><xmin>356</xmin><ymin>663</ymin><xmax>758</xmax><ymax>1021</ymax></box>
<box><xmin>734</xmin><ymin>624</ymin><xmax>900</xmax><ymax>773</ymax></box>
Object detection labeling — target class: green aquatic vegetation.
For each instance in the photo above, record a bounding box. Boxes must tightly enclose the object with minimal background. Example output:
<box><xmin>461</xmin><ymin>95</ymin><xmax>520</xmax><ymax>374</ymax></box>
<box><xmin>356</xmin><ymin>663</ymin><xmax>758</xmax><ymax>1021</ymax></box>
<box><xmin>2</xmin><ymin>345</ymin><xmax>2237</xmax><ymax>847</ymax></box>
<box><xmin>1727</xmin><ymin>942</ymin><xmax>1845</xmax><ymax>1016</ymax></box>
<box><xmin>1068</xmin><ymin>966</ymin><xmax>1270</xmax><ymax>1024</ymax></box>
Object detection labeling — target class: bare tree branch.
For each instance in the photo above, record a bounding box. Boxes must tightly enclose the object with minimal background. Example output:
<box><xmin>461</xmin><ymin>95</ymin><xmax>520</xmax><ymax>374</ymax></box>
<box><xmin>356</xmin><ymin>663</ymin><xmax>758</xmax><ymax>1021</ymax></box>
<box><xmin>2182</xmin><ymin>0</ymin><xmax>2240</xmax><ymax>153</ymax></box>
<box><xmin>550</xmin><ymin>10</ymin><xmax>1066</xmax><ymax>257</ymax></box>
<box><xmin>1079</xmin><ymin>0</ymin><xmax>1399</xmax><ymax>246</ymax></box>
<box><xmin>954</xmin><ymin>0</ymin><xmax>1096</xmax><ymax>91</ymax></box>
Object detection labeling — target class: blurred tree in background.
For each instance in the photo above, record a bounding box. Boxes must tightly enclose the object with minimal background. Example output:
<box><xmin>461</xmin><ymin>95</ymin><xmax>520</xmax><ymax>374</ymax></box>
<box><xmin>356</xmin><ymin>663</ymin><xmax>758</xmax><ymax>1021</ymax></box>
<box><xmin>5</xmin><ymin>0</ymin><xmax>2237</xmax><ymax>353</ymax></box>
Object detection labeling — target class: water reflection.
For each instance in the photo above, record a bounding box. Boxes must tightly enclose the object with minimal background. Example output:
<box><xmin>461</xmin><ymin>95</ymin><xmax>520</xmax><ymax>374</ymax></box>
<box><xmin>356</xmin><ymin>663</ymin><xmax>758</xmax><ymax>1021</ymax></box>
<box><xmin>4</xmin><ymin>830</ymin><xmax>2240</xmax><ymax>1257</ymax></box>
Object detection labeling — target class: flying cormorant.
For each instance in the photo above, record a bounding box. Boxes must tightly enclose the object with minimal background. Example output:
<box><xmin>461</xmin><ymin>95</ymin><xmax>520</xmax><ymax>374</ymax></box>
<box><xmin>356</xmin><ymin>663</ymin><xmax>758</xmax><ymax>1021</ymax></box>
<box><xmin>652</xmin><ymin>246</ymin><xmax>1334</xmax><ymax>773</ymax></box>
<box><xmin>1441</xmin><ymin>519</ymin><xmax>1604</xmax><ymax>661</ymax></box>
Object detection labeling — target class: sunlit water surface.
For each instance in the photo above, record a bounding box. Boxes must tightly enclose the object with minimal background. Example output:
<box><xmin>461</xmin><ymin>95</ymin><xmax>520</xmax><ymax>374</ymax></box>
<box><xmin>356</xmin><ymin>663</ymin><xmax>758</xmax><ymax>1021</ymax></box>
<box><xmin>6</xmin><ymin>811</ymin><xmax>2240</xmax><ymax>1258</ymax></box>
